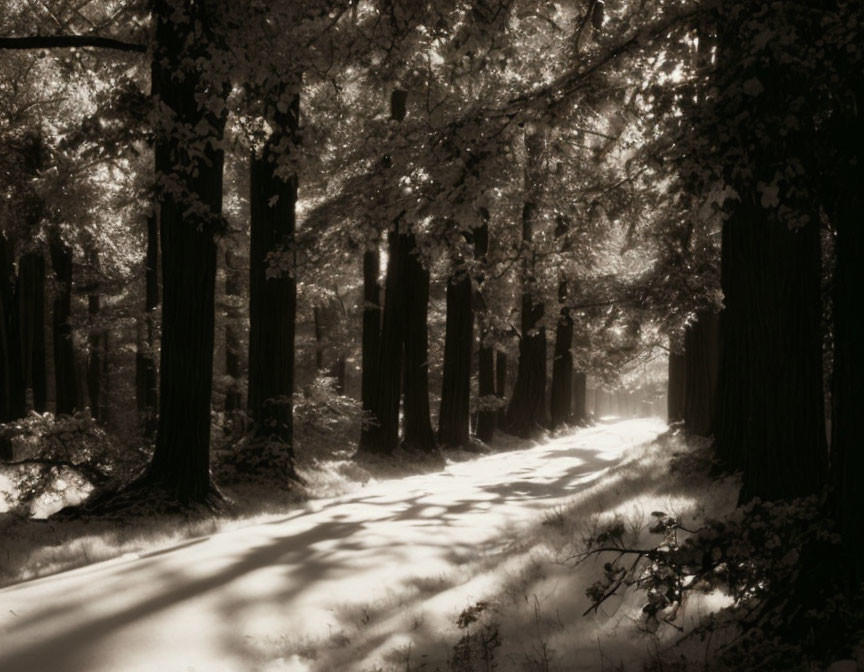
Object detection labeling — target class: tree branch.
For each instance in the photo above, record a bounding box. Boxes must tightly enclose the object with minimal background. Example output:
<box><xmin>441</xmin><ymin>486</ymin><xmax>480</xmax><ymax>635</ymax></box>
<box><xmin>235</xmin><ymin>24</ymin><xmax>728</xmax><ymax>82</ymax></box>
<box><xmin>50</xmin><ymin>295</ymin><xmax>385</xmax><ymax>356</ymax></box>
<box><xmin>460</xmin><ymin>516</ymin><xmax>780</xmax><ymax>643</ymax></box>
<box><xmin>0</xmin><ymin>34</ymin><xmax>146</xmax><ymax>53</ymax></box>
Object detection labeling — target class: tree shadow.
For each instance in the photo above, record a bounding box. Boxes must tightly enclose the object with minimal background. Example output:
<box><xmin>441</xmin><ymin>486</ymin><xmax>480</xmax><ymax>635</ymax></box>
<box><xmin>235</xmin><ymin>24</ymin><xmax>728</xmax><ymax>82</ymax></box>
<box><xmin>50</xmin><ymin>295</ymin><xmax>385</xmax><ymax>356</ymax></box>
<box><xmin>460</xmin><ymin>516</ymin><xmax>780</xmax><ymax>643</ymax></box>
<box><xmin>0</xmin><ymin>421</ymin><xmax>665</xmax><ymax>672</ymax></box>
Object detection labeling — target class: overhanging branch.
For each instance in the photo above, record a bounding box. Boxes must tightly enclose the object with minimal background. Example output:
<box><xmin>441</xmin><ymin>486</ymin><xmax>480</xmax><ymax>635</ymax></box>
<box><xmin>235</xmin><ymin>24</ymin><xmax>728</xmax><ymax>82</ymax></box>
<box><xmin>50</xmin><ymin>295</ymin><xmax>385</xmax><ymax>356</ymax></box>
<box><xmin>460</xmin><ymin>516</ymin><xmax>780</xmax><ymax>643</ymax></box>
<box><xmin>0</xmin><ymin>35</ymin><xmax>146</xmax><ymax>53</ymax></box>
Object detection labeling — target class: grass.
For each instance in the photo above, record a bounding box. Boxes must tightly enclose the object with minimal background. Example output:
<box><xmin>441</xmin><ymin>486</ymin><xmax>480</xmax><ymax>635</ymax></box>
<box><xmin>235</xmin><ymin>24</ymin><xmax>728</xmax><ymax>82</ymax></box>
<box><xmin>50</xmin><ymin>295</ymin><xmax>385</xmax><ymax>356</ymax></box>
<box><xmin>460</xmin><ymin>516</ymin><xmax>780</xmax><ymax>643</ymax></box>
<box><xmin>252</xmin><ymin>428</ymin><xmax>741</xmax><ymax>672</ymax></box>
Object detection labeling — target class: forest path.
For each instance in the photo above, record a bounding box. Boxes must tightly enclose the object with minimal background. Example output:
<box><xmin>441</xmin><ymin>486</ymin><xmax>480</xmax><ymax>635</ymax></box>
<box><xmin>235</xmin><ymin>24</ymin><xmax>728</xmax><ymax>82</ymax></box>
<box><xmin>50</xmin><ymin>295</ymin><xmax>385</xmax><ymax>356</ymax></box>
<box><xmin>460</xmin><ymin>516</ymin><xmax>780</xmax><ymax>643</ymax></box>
<box><xmin>0</xmin><ymin>418</ymin><xmax>665</xmax><ymax>672</ymax></box>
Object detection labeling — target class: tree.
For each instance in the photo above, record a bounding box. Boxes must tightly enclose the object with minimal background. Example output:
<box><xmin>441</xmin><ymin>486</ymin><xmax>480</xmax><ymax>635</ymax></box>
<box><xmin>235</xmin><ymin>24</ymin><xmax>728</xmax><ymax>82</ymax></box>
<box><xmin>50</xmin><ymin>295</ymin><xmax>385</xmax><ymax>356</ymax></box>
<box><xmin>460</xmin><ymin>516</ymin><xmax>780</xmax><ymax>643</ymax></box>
<box><xmin>247</xmin><ymin>82</ymin><xmax>300</xmax><ymax>472</ymax></box>
<box><xmin>550</xmin><ymin>215</ymin><xmax>574</xmax><ymax>429</ymax></box>
<box><xmin>401</xmin><ymin>232</ymin><xmax>436</xmax><ymax>452</ymax></box>
<box><xmin>682</xmin><ymin>310</ymin><xmax>718</xmax><ymax>436</ymax></box>
<box><xmin>438</xmin><ymin>233</ymin><xmax>474</xmax><ymax>448</ymax></box>
<box><xmin>475</xmin><ymin>209</ymin><xmax>496</xmax><ymax>443</ymax></box>
<box><xmin>144</xmin><ymin>0</ymin><xmax>229</xmax><ymax>503</ymax></box>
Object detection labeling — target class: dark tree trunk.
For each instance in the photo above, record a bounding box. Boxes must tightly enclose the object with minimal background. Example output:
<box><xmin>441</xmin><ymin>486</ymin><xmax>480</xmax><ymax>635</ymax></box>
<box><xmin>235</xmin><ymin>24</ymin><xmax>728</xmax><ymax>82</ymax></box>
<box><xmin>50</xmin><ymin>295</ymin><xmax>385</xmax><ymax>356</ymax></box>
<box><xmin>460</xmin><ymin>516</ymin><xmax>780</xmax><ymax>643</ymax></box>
<box><xmin>474</xmin><ymin>211</ymin><xmax>496</xmax><ymax>443</ymax></box>
<box><xmin>223</xmin><ymin>246</ymin><xmax>242</xmax><ymax>415</ymax></box>
<box><xmin>438</xmin><ymin>252</ymin><xmax>473</xmax><ymax>448</ymax></box>
<box><xmin>361</xmin><ymin>228</ymin><xmax>404</xmax><ymax>454</ymax></box>
<box><xmin>360</xmin><ymin>89</ymin><xmax>407</xmax><ymax>452</ymax></box>
<box><xmin>495</xmin><ymin>351</ymin><xmax>507</xmax><ymax>424</ymax></box>
<box><xmin>715</xmin><ymin>212</ymin><xmax>826</xmax><ymax>502</ymax></box>
<box><xmin>667</xmin><ymin>344</ymin><xmax>686</xmax><ymax>424</ymax></box>
<box><xmin>87</xmin><ymin>293</ymin><xmax>108</xmax><ymax>423</ymax></box>
<box><xmin>313</xmin><ymin>305</ymin><xmax>325</xmax><ymax>372</ymax></box>
<box><xmin>17</xmin><ymin>252</ymin><xmax>47</xmax><ymax>412</ymax></box>
<box><xmin>49</xmin><ymin>235</ymin><xmax>77</xmax><ymax>416</ymax></box>
<box><xmin>360</xmin><ymin>245</ymin><xmax>381</xmax><ymax>442</ymax></box>
<box><xmin>831</xmin><ymin>187</ymin><xmax>864</xmax><ymax>589</ymax></box>
<box><xmin>503</xmin><ymin>202</ymin><xmax>547</xmax><ymax>438</ymax></box>
<box><xmin>550</xmin><ymin>280</ymin><xmax>573</xmax><ymax>430</ymax></box>
<box><xmin>683</xmin><ymin>311</ymin><xmax>719</xmax><ymax>436</ymax></box>
<box><xmin>550</xmin><ymin>216</ymin><xmax>573</xmax><ymax>430</ymax></box>
<box><xmin>329</xmin><ymin>355</ymin><xmax>346</xmax><ymax>394</ymax></box>
<box><xmin>572</xmin><ymin>371</ymin><xmax>587</xmax><ymax>424</ymax></box>
<box><xmin>146</xmin><ymin>0</ymin><xmax>227</xmax><ymax>503</ymax></box>
<box><xmin>136</xmin><ymin>212</ymin><xmax>159</xmax><ymax>437</ymax></box>
<box><xmin>401</xmin><ymin>233</ymin><xmax>435</xmax><ymax>452</ymax></box>
<box><xmin>0</xmin><ymin>235</ymin><xmax>25</xmax><ymax>422</ymax></box>
<box><xmin>247</xmin><ymin>92</ymin><xmax>298</xmax><ymax>467</ymax></box>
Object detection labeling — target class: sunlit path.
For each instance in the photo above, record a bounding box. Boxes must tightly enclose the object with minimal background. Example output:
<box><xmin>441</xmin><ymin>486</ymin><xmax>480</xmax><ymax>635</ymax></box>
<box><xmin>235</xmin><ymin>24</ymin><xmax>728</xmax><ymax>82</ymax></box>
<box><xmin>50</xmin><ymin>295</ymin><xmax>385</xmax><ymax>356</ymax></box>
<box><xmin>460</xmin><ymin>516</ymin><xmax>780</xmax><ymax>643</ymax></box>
<box><xmin>0</xmin><ymin>419</ymin><xmax>664</xmax><ymax>672</ymax></box>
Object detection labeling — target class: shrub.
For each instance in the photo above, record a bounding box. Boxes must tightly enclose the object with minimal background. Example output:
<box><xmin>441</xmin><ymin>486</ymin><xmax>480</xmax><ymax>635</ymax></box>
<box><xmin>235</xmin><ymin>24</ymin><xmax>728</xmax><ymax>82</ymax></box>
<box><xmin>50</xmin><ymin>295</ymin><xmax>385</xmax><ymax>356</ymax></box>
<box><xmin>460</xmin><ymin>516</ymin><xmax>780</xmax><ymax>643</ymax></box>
<box><xmin>0</xmin><ymin>411</ymin><xmax>148</xmax><ymax>516</ymax></box>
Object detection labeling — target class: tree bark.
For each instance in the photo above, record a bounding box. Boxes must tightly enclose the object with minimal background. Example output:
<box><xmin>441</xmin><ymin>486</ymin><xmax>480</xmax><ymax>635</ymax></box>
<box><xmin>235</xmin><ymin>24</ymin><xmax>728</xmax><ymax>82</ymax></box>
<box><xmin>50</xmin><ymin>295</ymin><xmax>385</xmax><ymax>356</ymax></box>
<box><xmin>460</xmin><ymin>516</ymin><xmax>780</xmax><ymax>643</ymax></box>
<box><xmin>715</xmin><ymin>211</ymin><xmax>826</xmax><ymax>501</ymax></box>
<box><xmin>830</xmin><ymin>181</ymin><xmax>864</xmax><ymax>589</ymax></box>
<box><xmin>474</xmin><ymin>211</ymin><xmax>496</xmax><ymax>443</ymax></box>
<box><xmin>247</xmin><ymin>89</ymin><xmax>298</xmax><ymax>466</ymax></box>
<box><xmin>683</xmin><ymin>311</ymin><xmax>719</xmax><ymax>436</ymax></box>
<box><xmin>135</xmin><ymin>212</ymin><xmax>159</xmax><ymax>437</ymax></box>
<box><xmin>401</xmin><ymin>233</ymin><xmax>435</xmax><ymax>452</ymax></box>
<box><xmin>360</xmin><ymin>244</ymin><xmax>381</xmax><ymax>444</ymax></box>
<box><xmin>667</xmin><ymin>343</ymin><xmax>686</xmax><ymax>424</ymax></box>
<box><xmin>87</xmin><ymin>294</ymin><xmax>107</xmax><ymax>423</ymax></box>
<box><xmin>49</xmin><ymin>235</ymin><xmax>78</xmax><ymax>416</ymax></box>
<box><xmin>223</xmin><ymin>245</ymin><xmax>242</xmax><ymax>415</ymax></box>
<box><xmin>361</xmin><ymin>228</ymin><xmax>404</xmax><ymax>454</ymax></box>
<box><xmin>438</xmin><ymin>250</ymin><xmax>474</xmax><ymax>448</ymax></box>
<box><xmin>572</xmin><ymin>371</ymin><xmax>587</xmax><ymax>424</ymax></box>
<box><xmin>146</xmin><ymin>0</ymin><xmax>227</xmax><ymax>503</ymax></box>
<box><xmin>17</xmin><ymin>252</ymin><xmax>47</xmax><ymax>412</ymax></box>
<box><xmin>503</xmin><ymin>201</ymin><xmax>547</xmax><ymax>438</ymax></box>
<box><xmin>0</xmin><ymin>234</ymin><xmax>25</xmax><ymax>422</ymax></box>
<box><xmin>495</xmin><ymin>351</ymin><xmax>507</xmax><ymax>424</ymax></box>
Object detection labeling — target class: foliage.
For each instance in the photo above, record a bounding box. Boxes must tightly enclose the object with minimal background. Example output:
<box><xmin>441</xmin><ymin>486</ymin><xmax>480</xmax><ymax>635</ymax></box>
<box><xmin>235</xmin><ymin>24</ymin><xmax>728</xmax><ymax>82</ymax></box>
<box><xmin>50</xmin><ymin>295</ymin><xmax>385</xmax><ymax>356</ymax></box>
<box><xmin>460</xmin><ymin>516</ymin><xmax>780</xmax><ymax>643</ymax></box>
<box><xmin>0</xmin><ymin>411</ymin><xmax>148</xmax><ymax>515</ymax></box>
<box><xmin>579</xmin><ymin>496</ymin><xmax>863</xmax><ymax>670</ymax></box>
<box><xmin>450</xmin><ymin>601</ymin><xmax>501</xmax><ymax>672</ymax></box>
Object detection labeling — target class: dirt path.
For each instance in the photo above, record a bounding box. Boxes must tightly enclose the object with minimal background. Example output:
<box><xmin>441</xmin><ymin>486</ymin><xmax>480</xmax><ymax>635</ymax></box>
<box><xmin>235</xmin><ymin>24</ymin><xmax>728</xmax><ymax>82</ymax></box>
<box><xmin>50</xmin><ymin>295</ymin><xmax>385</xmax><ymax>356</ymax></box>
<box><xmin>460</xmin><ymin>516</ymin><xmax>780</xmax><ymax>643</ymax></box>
<box><xmin>0</xmin><ymin>418</ymin><xmax>664</xmax><ymax>672</ymax></box>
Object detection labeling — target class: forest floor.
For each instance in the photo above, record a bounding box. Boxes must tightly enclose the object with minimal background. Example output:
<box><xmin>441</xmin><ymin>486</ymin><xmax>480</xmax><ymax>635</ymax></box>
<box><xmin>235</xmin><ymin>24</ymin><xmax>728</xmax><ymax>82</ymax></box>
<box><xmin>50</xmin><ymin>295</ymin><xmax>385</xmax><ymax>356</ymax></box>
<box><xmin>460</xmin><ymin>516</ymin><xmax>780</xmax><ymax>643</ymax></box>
<box><xmin>0</xmin><ymin>419</ymin><xmax>739</xmax><ymax>672</ymax></box>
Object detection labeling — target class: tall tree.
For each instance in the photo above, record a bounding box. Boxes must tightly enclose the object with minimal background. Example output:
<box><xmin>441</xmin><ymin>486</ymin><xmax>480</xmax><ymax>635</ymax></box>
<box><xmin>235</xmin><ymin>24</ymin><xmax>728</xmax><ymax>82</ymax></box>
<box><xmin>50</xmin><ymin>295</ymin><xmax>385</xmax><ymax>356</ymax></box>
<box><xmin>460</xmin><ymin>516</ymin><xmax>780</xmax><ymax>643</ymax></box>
<box><xmin>503</xmin><ymin>199</ymin><xmax>547</xmax><ymax>438</ymax></box>
<box><xmin>16</xmin><ymin>251</ymin><xmax>47</xmax><ymax>412</ymax></box>
<box><xmin>247</xmin><ymin>82</ymin><xmax>299</xmax><ymax>472</ymax></box>
<box><xmin>49</xmin><ymin>233</ymin><xmax>78</xmax><ymax>416</ymax></box>
<box><xmin>682</xmin><ymin>310</ymin><xmax>719</xmax><ymax>436</ymax></box>
<box><xmin>401</xmin><ymin>232</ymin><xmax>436</xmax><ymax>452</ymax></box>
<box><xmin>550</xmin><ymin>215</ymin><xmax>573</xmax><ymax>429</ymax></box>
<box><xmin>438</xmin><ymin>235</ymin><xmax>474</xmax><ymax>448</ymax></box>
<box><xmin>135</xmin><ymin>212</ymin><xmax>159</xmax><ymax>436</ymax></box>
<box><xmin>474</xmin><ymin>209</ymin><xmax>496</xmax><ymax>443</ymax></box>
<box><xmin>145</xmin><ymin>0</ymin><xmax>228</xmax><ymax>503</ymax></box>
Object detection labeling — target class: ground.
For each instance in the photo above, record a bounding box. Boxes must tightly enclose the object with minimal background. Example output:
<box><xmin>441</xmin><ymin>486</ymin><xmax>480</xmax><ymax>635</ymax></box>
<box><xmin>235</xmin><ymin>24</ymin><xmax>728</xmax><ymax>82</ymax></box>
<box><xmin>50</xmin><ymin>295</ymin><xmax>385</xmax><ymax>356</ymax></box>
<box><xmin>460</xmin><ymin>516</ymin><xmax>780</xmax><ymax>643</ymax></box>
<box><xmin>0</xmin><ymin>419</ymin><xmax>738</xmax><ymax>672</ymax></box>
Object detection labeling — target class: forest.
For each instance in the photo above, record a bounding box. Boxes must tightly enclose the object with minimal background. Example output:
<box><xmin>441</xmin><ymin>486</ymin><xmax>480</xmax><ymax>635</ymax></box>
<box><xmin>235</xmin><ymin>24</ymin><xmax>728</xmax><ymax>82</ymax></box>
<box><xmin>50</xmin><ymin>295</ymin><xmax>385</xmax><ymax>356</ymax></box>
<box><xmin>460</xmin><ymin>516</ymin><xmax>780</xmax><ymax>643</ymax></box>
<box><xmin>0</xmin><ymin>0</ymin><xmax>862</xmax><ymax>670</ymax></box>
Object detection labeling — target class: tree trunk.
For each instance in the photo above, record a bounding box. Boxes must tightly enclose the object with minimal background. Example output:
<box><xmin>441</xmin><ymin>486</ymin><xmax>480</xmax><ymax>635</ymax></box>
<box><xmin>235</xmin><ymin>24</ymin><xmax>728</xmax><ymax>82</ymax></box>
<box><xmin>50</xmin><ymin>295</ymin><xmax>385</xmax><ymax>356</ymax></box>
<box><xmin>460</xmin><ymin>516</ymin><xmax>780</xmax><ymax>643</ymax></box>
<box><xmin>0</xmin><ymin>234</ymin><xmax>25</xmax><ymax>422</ymax></box>
<box><xmin>683</xmin><ymin>311</ymin><xmax>719</xmax><ymax>436</ymax></box>
<box><xmin>401</xmin><ymin>233</ymin><xmax>435</xmax><ymax>452</ymax></box>
<box><xmin>247</xmin><ymin>90</ymin><xmax>298</xmax><ymax>468</ymax></box>
<box><xmin>572</xmin><ymin>371</ymin><xmax>587</xmax><ymax>424</ymax></box>
<box><xmin>715</xmin><ymin>211</ymin><xmax>826</xmax><ymax>501</ymax></box>
<box><xmin>146</xmin><ymin>0</ymin><xmax>227</xmax><ymax>503</ymax></box>
<box><xmin>223</xmin><ymin>245</ymin><xmax>242</xmax><ymax>415</ymax></box>
<box><xmin>313</xmin><ymin>305</ymin><xmax>325</xmax><ymax>372</ymax></box>
<box><xmin>667</xmin><ymin>343</ymin><xmax>686</xmax><ymax>424</ymax></box>
<box><xmin>495</xmin><ymin>351</ymin><xmax>507</xmax><ymax>424</ymax></box>
<box><xmin>87</xmin><ymin>294</ymin><xmax>104</xmax><ymax>423</ymax></box>
<box><xmin>831</xmin><ymin>184</ymin><xmax>864</xmax><ymax>589</ymax></box>
<box><xmin>17</xmin><ymin>252</ymin><xmax>47</xmax><ymax>412</ymax></box>
<box><xmin>550</xmin><ymin>279</ymin><xmax>573</xmax><ymax>430</ymax></box>
<box><xmin>438</xmin><ymin>252</ymin><xmax>473</xmax><ymax>448</ymax></box>
<box><xmin>136</xmin><ymin>212</ymin><xmax>159</xmax><ymax>437</ymax></box>
<box><xmin>474</xmin><ymin>211</ymin><xmax>496</xmax><ymax>443</ymax></box>
<box><xmin>503</xmin><ymin>201</ymin><xmax>547</xmax><ymax>438</ymax></box>
<box><xmin>361</xmin><ymin>228</ymin><xmax>404</xmax><ymax>454</ymax></box>
<box><xmin>360</xmin><ymin>88</ymin><xmax>407</xmax><ymax>452</ymax></box>
<box><xmin>360</xmin><ymin>244</ymin><xmax>381</xmax><ymax>443</ymax></box>
<box><xmin>49</xmin><ymin>235</ymin><xmax>77</xmax><ymax>416</ymax></box>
